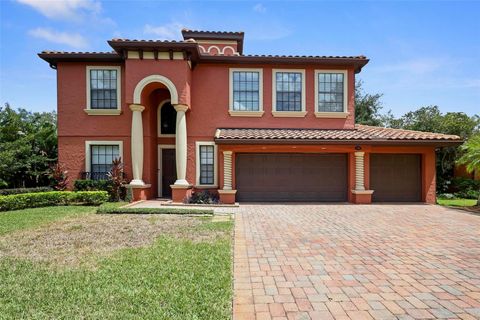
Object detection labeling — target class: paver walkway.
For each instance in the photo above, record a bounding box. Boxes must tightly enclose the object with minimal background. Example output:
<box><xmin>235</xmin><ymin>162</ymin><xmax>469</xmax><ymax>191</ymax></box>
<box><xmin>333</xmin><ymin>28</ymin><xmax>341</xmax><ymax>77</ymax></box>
<box><xmin>233</xmin><ymin>204</ymin><xmax>480</xmax><ymax>320</ymax></box>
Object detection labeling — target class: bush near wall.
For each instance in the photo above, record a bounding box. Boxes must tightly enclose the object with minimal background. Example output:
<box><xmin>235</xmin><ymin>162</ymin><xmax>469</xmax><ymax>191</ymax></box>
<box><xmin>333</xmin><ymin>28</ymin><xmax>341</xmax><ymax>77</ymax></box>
<box><xmin>0</xmin><ymin>191</ymin><xmax>108</xmax><ymax>212</ymax></box>
<box><xmin>74</xmin><ymin>179</ymin><xmax>126</xmax><ymax>201</ymax></box>
<box><xmin>0</xmin><ymin>187</ymin><xmax>52</xmax><ymax>196</ymax></box>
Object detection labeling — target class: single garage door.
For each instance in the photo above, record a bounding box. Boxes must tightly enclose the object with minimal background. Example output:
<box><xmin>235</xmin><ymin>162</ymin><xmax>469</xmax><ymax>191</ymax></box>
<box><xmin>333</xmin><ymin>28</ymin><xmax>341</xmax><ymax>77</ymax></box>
<box><xmin>235</xmin><ymin>153</ymin><xmax>347</xmax><ymax>202</ymax></box>
<box><xmin>370</xmin><ymin>154</ymin><xmax>422</xmax><ymax>202</ymax></box>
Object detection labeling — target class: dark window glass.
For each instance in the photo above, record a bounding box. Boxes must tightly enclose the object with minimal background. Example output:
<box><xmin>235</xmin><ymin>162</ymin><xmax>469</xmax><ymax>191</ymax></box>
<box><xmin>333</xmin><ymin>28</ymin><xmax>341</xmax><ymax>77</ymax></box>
<box><xmin>90</xmin><ymin>69</ymin><xmax>118</xmax><ymax>109</ymax></box>
<box><xmin>199</xmin><ymin>145</ymin><xmax>214</xmax><ymax>185</ymax></box>
<box><xmin>275</xmin><ymin>72</ymin><xmax>302</xmax><ymax>111</ymax></box>
<box><xmin>160</xmin><ymin>102</ymin><xmax>176</xmax><ymax>134</ymax></box>
<box><xmin>232</xmin><ymin>71</ymin><xmax>260</xmax><ymax>111</ymax></box>
<box><xmin>90</xmin><ymin>145</ymin><xmax>119</xmax><ymax>180</ymax></box>
<box><xmin>318</xmin><ymin>73</ymin><xmax>344</xmax><ymax>112</ymax></box>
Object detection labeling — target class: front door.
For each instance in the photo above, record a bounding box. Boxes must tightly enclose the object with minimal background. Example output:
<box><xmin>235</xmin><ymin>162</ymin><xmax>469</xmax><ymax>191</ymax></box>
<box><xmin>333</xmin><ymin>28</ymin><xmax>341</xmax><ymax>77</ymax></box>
<box><xmin>161</xmin><ymin>149</ymin><xmax>176</xmax><ymax>198</ymax></box>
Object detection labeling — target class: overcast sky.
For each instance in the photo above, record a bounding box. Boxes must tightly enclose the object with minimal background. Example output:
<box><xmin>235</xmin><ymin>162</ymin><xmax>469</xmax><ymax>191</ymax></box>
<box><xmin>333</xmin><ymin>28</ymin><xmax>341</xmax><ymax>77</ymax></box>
<box><xmin>0</xmin><ymin>0</ymin><xmax>479</xmax><ymax>116</ymax></box>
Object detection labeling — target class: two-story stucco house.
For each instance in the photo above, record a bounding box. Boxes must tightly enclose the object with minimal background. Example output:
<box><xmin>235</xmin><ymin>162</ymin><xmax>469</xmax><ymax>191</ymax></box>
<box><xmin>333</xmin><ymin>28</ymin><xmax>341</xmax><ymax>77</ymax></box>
<box><xmin>39</xmin><ymin>29</ymin><xmax>461</xmax><ymax>204</ymax></box>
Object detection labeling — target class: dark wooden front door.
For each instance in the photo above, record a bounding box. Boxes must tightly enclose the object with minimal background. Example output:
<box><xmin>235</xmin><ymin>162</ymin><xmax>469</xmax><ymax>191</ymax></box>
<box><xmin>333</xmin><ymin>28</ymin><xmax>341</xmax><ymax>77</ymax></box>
<box><xmin>370</xmin><ymin>154</ymin><xmax>422</xmax><ymax>202</ymax></box>
<box><xmin>235</xmin><ymin>153</ymin><xmax>348</xmax><ymax>202</ymax></box>
<box><xmin>161</xmin><ymin>149</ymin><xmax>176</xmax><ymax>198</ymax></box>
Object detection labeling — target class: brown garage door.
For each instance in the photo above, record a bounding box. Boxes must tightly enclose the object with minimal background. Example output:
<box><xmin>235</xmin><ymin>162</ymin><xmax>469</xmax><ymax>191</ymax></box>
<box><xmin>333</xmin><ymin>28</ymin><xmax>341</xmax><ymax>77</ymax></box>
<box><xmin>370</xmin><ymin>154</ymin><xmax>422</xmax><ymax>202</ymax></box>
<box><xmin>235</xmin><ymin>153</ymin><xmax>347</xmax><ymax>202</ymax></box>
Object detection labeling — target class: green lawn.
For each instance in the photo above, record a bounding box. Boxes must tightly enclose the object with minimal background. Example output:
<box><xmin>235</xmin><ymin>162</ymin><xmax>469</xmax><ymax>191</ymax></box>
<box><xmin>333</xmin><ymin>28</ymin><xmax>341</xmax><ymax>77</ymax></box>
<box><xmin>0</xmin><ymin>207</ymin><xmax>233</xmax><ymax>319</ymax></box>
<box><xmin>0</xmin><ymin>206</ymin><xmax>95</xmax><ymax>235</ymax></box>
<box><xmin>437</xmin><ymin>198</ymin><xmax>478</xmax><ymax>207</ymax></box>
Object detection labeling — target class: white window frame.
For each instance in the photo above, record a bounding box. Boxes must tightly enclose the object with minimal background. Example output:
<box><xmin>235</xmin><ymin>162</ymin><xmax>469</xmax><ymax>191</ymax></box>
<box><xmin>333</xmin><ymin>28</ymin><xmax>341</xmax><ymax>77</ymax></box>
<box><xmin>157</xmin><ymin>99</ymin><xmax>176</xmax><ymax>137</ymax></box>
<box><xmin>85</xmin><ymin>140</ymin><xmax>124</xmax><ymax>173</ymax></box>
<box><xmin>314</xmin><ymin>69</ymin><xmax>349</xmax><ymax>118</ymax></box>
<box><xmin>85</xmin><ymin>66</ymin><xmax>122</xmax><ymax>115</ymax></box>
<box><xmin>195</xmin><ymin>141</ymin><xmax>218</xmax><ymax>188</ymax></box>
<box><xmin>272</xmin><ymin>69</ymin><xmax>307</xmax><ymax>117</ymax></box>
<box><xmin>229</xmin><ymin>68</ymin><xmax>264</xmax><ymax>117</ymax></box>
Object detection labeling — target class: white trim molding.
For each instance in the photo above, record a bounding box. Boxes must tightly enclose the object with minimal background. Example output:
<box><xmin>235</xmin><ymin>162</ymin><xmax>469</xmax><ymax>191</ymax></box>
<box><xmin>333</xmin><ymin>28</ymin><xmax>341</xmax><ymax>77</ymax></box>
<box><xmin>354</xmin><ymin>151</ymin><xmax>365</xmax><ymax>191</ymax></box>
<box><xmin>157</xmin><ymin>144</ymin><xmax>175</xmax><ymax>198</ymax></box>
<box><xmin>272</xmin><ymin>69</ymin><xmax>306</xmax><ymax>117</ymax></box>
<box><xmin>195</xmin><ymin>141</ymin><xmax>218</xmax><ymax>188</ymax></box>
<box><xmin>84</xmin><ymin>140</ymin><xmax>124</xmax><ymax>173</ymax></box>
<box><xmin>229</xmin><ymin>68</ymin><xmax>264</xmax><ymax>117</ymax></box>
<box><xmin>222</xmin><ymin>151</ymin><xmax>233</xmax><ymax>190</ymax></box>
<box><xmin>133</xmin><ymin>74</ymin><xmax>179</xmax><ymax>105</ymax></box>
<box><xmin>314</xmin><ymin>69</ymin><xmax>348</xmax><ymax>117</ymax></box>
<box><xmin>157</xmin><ymin>99</ymin><xmax>176</xmax><ymax>137</ymax></box>
<box><xmin>85</xmin><ymin>66</ymin><xmax>122</xmax><ymax>114</ymax></box>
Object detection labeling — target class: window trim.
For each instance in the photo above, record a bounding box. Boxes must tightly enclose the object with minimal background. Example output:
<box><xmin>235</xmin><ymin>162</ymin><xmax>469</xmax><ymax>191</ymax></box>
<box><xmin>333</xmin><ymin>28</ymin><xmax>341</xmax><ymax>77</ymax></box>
<box><xmin>85</xmin><ymin>140</ymin><xmax>124</xmax><ymax>174</ymax></box>
<box><xmin>314</xmin><ymin>69</ymin><xmax>349</xmax><ymax>118</ymax></box>
<box><xmin>229</xmin><ymin>68</ymin><xmax>264</xmax><ymax>117</ymax></box>
<box><xmin>157</xmin><ymin>99</ymin><xmax>176</xmax><ymax>137</ymax></box>
<box><xmin>85</xmin><ymin>66</ymin><xmax>122</xmax><ymax>115</ymax></box>
<box><xmin>272</xmin><ymin>69</ymin><xmax>307</xmax><ymax>117</ymax></box>
<box><xmin>195</xmin><ymin>141</ymin><xmax>218</xmax><ymax>188</ymax></box>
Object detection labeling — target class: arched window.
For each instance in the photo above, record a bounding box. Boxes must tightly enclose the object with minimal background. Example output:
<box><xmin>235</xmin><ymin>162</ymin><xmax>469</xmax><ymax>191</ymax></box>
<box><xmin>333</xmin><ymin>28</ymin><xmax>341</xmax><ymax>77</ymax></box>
<box><xmin>160</xmin><ymin>102</ymin><xmax>176</xmax><ymax>135</ymax></box>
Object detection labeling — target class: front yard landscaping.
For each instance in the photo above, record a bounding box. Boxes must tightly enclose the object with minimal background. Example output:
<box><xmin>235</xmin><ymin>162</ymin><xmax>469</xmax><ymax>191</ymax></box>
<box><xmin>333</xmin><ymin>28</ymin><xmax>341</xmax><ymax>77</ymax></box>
<box><xmin>0</xmin><ymin>206</ymin><xmax>233</xmax><ymax>319</ymax></box>
<box><xmin>437</xmin><ymin>198</ymin><xmax>478</xmax><ymax>207</ymax></box>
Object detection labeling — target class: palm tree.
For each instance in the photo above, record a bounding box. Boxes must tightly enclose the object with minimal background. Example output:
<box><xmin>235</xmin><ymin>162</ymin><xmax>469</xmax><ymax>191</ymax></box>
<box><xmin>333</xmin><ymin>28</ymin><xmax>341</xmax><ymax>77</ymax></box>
<box><xmin>458</xmin><ymin>133</ymin><xmax>480</xmax><ymax>206</ymax></box>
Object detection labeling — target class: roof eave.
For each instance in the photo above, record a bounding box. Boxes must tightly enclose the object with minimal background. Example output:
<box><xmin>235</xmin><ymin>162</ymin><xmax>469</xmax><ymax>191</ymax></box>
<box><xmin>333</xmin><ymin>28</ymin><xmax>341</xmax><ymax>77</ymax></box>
<box><xmin>214</xmin><ymin>138</ymin><xmax>463</xmax><ymax>146</ymax></box>
<box><xmin>37</xmin><ymin>52</ymin><xmax>123</xmax><ymax>68</ymax></box>
<box><xmin>199</xmin><ymin>56</ymin><xmax>369</xmax><ymax>73</ymax></box>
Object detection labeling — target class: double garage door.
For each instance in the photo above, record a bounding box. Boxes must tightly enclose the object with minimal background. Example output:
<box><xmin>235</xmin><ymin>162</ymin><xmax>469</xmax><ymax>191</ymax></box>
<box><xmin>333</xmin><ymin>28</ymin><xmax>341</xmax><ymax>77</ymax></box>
<box><xmin>235</xmin><ymin>153</ymin><xmax>422</xmax><ymax>202</ymax></box>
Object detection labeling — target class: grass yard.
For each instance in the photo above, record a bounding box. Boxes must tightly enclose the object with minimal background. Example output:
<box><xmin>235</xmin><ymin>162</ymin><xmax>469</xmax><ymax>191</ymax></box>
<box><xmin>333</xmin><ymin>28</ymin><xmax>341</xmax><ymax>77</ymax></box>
<box><xmin>0</xmin><ymin>206</ymin><xmax>233</xmax><ymax>319</ymax></box>
<box><xmin>0</xmin><ymin>206</ymin><xmax>95</xmax><ymax>235</ymax></box>
<box><xmin>437</xmin><ymin>198</ymin><xmax>478</xmax><ymax>207</ymax></box>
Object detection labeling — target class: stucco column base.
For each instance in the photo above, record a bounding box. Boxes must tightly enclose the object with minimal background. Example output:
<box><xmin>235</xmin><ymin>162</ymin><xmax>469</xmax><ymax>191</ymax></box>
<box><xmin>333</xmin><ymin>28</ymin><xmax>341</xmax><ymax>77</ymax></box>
<box><xmin>218</xmin><ymin>189</ymin><xmax>237</xmax><ymax>204</ymax></box>
<box><xmin>351</xmin><ymin>190</ymin><xmax>374</xmax><ymax>204</ymax></box>
<box><xmin>170</xmin><ymin>184</ymin><xmax>192</xmax><ymax>203</ymax></box>
<box><xmin>125</xmin><ymin>184</ymin><xmax>152</xmax><ymax>201</ymax></box>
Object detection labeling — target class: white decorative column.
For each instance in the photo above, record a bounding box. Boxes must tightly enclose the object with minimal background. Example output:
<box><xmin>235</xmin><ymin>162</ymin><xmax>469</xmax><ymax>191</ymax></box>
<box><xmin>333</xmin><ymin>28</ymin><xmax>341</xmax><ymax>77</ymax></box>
<box><xmin>218</xmin><ymin>150</ymin><xmax>236</xmax><ymax>204</ymax></box>
<box><xmin>173</xmin><ymin>104</ymin><xmax>189</xmax><ymax>186</ymax></box>
<box><xmin>129</xmin><ymin>104</ymin><xmax>145</xmax><ymax>186</ymax></box>
<box><xmin>352</xmin><ymin>151</ymin><xmax>373</xmax><ymax>204</ymax></box>
<box><xmin>354</xmin><ymin>151</ymin><xmax>366</xmax><ymax>191</ymax></box>
<box><xmin>223</xmin><ymin>151</ymin><xmax>233</xmax><ymax>190</ymax></box>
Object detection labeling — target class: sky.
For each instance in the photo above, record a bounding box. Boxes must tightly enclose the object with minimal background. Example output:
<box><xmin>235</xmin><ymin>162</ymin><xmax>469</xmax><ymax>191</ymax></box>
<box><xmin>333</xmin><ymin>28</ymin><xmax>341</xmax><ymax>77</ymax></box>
<box><xmin>0</xmin><ymin>0</ymin><xmax>479</xmax><ymax>117</ymax></box>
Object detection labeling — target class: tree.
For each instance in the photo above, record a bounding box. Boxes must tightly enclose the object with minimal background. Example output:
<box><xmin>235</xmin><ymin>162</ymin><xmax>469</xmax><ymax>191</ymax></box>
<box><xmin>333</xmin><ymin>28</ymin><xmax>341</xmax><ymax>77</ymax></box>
<box><xmin>354</xmin><ymin>80</ymin><xmax>384</xmax><ymax>126</ymax></box>
<box><xmin>458</xmin><ymin>133</ymin><xmax>480</xmax><ymax>205</ymax></box>
<box><xmin>0</xmin><ymin>103</ymin><xmax>57</xmax><ymax>188</ymax></box>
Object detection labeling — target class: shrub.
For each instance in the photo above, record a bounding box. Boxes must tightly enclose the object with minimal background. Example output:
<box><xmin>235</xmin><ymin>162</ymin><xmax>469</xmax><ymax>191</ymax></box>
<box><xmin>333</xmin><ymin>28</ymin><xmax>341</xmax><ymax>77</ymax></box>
<box><xmin>451</xmin><ymin>177</ymin><xmax>480</xmax><ymax>199</ymax></box>
<box><xmin>97</xmin><ymin>204</ymin><xmax>213</xmax><ymax>215</ymax></box>
<box><xmin>187</xmin><ymin>190</ymin><xmax>218</xmax><ymax>204</ymax></box>
<box><xmin>48</xmin><ymin>163</ymin><xmax>69</xmax><ymax>191</ymax></box>
<box><xmin>437</xmin><ymin>193</ymin><xmax>455</xmax><ymax>199</ymax></box>
<box><xmin>0</xmin><ymin>191</ymin><xmax>108</xmax><ymax>212</ymax></box>
<box><xmin>74</xmin><ymin>179</ymin><xmax>112</xmax><ymax>192</ymax></box>
<box><xmin>0</xmin><ymin>186</ymin><xmax>52</xmax><ymax>196</ymax></box>
<box><xmin>107</xmin><ymin>158</ymin><xmax>126</xmax><ymax>201</ymax></box>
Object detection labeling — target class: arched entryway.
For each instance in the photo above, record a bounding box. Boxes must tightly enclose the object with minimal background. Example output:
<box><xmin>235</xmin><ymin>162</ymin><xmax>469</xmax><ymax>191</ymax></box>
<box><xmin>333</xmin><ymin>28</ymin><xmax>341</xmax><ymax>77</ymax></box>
<box><xmin>128</xmin><ymin>74</ymin><xmax>190</xmax><ymax>200</ymax></box>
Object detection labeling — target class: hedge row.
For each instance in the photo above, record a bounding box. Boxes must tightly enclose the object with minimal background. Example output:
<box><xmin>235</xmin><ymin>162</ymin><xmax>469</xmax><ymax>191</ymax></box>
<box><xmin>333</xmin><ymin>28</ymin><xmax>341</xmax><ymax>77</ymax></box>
<box><xmin>0</xmin><ymin>186</ymin><xmax>52</xmax><ymax>196</ymax></box>
<box><xmin>0</xmin><ymin>191</ymin><xmax>109</xmax><ymax>212</ymax></box>
<box><xmin>97</xmin><ymin>206</ymin><xmax>214</xmax><ymax>215</ymax></box>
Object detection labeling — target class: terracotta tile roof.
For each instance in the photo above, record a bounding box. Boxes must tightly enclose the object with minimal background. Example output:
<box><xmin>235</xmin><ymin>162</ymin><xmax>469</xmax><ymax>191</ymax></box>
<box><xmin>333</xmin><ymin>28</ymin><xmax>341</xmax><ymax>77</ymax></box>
<box><xmin>215</xmin><ymin>125</ymin><xmax>462</xmax><ymax>145</ymax></box>
<box><xmin>181</xmin><ymin>29</ymin><xmax>244</xmax><ymax>36</ymax></box>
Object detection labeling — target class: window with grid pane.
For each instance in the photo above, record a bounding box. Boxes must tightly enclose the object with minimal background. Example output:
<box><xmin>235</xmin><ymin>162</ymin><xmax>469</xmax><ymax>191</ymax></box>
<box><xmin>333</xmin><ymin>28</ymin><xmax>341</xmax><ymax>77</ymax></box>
<box><xmin>317</xmin><ymin>73</ymin><xmax>344</xmax><ymax>112</ymax></box>
<box><xmin>90</xmin><ymin>69</ymin><xmax>118</xmax><ymax>109</ymax></box>
<box><xmin>232</xmin><ymin>71</ymin><xmax>260</xmax><ymax>111</ymax></box>
<box><xmin>199</xmin><ymin>145</ymin><xmax>214</xmax><ymax>185</ymax></box>
<box><xmin>90</xmin><ymin>145</ymin><xmax>119</xmax><ymax>180</ymax></box>
<box><xmin>275</xmin><ymin>72</ymin><xmax>302</xmax><ymax>111</ymax></box>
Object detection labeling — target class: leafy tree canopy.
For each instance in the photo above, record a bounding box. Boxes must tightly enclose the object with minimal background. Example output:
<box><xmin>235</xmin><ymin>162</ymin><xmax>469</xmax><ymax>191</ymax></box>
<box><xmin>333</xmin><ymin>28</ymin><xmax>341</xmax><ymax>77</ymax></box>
<box><xmin>0</xmin><ymin>103</ymin><xmax>57</xmax><ymax>188</ymax></box>
<box><xmin>354</xmin><ymin>80</ymin><xmax>384</xmax><ymax>126</ymax></box>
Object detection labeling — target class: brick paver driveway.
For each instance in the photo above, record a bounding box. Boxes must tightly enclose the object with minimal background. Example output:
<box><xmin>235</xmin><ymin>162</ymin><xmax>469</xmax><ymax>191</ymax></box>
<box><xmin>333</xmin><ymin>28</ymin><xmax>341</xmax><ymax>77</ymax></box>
<box><xmin>233</xmin><ymin>204</ymin><xmax>480</xmax><ymax>320</ymax></box>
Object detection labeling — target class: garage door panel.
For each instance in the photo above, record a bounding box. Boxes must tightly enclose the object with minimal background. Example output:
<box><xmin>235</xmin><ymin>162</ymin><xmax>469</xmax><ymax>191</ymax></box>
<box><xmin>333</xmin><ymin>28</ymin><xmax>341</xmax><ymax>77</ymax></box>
<box><xmin>370</xmin><ymin>154</ymin><xmax>421</xmax><ymax>202</ymax></box>
<box><xmin>235</xmin><ymin>153</ymin><xmax>347</xmax><ymax>202</ymax></box>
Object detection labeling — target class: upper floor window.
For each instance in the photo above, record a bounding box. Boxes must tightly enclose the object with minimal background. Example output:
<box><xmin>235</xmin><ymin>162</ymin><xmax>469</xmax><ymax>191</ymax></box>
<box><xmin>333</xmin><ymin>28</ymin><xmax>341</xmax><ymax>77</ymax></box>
<box><xmin>272</xmin><ymin>69</ymin><xmax>306</xmax><ymax>117</ymax></box>
<box><xmin>229</xmin><ymin>68</ymin><xmax>264</xmax><ymax>117</ymax></box>
<box><xmin>85</xmin><ymin>66</ymin><xmax>121</xmax><ymax>115</ymax></box>
<box><xmin>315</xmin><ymin>70</ymin><xmax>348</xmax><ymax>117</ymax></box>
